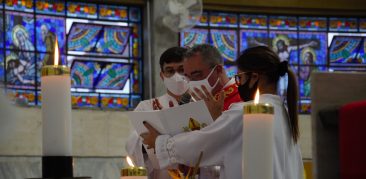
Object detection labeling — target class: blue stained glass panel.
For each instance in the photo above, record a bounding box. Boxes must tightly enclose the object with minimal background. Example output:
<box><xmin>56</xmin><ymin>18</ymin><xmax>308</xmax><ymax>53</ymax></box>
<box><xmin>210</xmin><ymin>29</ymin><xmax>237</xmax><ymax>62</ymax></box>
<box><xmin>210</xmin><ymin>13</ymin><xmax>238</xmax><ymax>28</ymax></box>
<box><xmin>180</xmin><ymin>28</ymin><xmax>209</xmax><ymax>47</ymax></box>
<box><xmin>298</xmin><ymin>32</ymin><xmax>327</xmax><ymax>65</ymax></box>
<box><xmin>96</xmin><ymin>26</ymin><xmax>130</xmax><ymax>55</ymax></box>
<box><xmin>129</xmin><ymin>7</ymin><xmax>141</xmax><ymax>22</ymax></box>
<box><xmin>96</xmin><ymin>63</ymin><xmax>132</xmax><ymax>90</ymax></box>
<box><xmin>240</xmin><ymin>14</ymin><xmax>267</xmax><ymax>29</ymax></box>
<box><xmin>36</xmin><ymin>15</ymin><xmax>66</xmax><ymax>55</ymax></box>
<box><xmin>269</xmin><ymin>31</ymin><xmax>298</xmax><ymax>64</ymax></box>
<box><xmin>0</xmin><ymin>49</ymin><xmax>4</xmax><ymax>83</ymax></box>
<box><xmin>5</xmin><ymin>0</ymin><xmax>33</xmax><ymax>12</ymax></box>
<box><xmin>67</xmin><ymin>23</ymin><xmax>102</xmax><ymax>52</ymax></box>
<box><xmin>99</xmin><ymin>5</ymin><xmax>128</xmax><ymax>21</ymax></box>
<box><xmin>240</xmin><ymin>29</ymin><xmax>269</xmax><ymax>52</ymax></box>
<box><xmin>5</xmin><ymin>11</ymin><xmax>35</xmax><ymax>51</ymax></box>
<box><xmin>359</xmin><ymin>18</ymin><xmax>366</xmax><ymax>32</ymax></box>
<box><xmin>71</xmin><ymin>61</ymin><xmax>100</xmax><ymax>89</ymax></box>
<box><xmin>130</xmin><ymin>23</ymin><xmax>141</xmax><ymax>58</ymax></box>
<box><xmin>0</xmin><ymin>10</ymin><xmax>3</xmax><ymax>49</ymax></box>
<box><xmin>66</xmin><ymin>2</ymin><xmax>97</xmax><ymax>19</ymax></box>
<box><xmin>5</xmin><ymin>50</ymin><xmax>37</xmax><ymax>89</ymax></box>
<box><xmin>298</xmin><ymin>66</ymin><xmax>327</xmax><ymax>99</ymax></box>
<box><xmin>329</xmin><ymin>36</ymin><xmax>362</xmax><ymax>65</ymax></box>
<box><xmin>355</xmin><ymin>38</ymin><xmax>366</xmax><ymax>64</ymax></box>
<box><xmin>35</xmin><ymin>0</ymin><xmax>65</xmax><ymax>16</ymax></box>
<box><xmin>224</xmin><ymin>65</ymin><xmax>237</xmax><ymax>78</ymax></box>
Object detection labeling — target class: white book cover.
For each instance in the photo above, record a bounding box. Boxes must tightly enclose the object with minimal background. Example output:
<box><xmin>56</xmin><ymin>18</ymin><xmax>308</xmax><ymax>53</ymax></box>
<box><xmin>127</xmin><ymin>100</ymin><xmax>214</xmax><ymax>135</ymax></box>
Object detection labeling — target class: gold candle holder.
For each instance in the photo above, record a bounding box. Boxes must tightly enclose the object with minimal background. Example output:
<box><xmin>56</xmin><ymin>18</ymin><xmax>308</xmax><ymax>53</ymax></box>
<box><xmin>243</xmin><ymin>103</ymin><xmax>274</xmax><ymax>114</ymax></box>
<box><xmin>121</xmin><ymin>167</ymin><xmax>147</xmax><ymax>176</ymax></box>
<box><xmin>41</xmin><ymin>65</ymin><xmax>70</xmax><ymax>77</ymax></box>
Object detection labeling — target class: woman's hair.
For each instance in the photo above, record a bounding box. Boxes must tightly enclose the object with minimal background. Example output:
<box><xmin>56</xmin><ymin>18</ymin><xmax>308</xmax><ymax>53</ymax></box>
<box><xmin>236</xmin><ymin>46</ymin><xmax>299</xmax><ymax>143</ymax></box>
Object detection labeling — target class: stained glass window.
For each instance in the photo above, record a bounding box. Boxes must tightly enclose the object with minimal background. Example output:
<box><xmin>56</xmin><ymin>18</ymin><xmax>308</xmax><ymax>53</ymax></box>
<box><xmin>210</xmin><ymin>13</ymin><xmax>238</xmax><ymax>28</ymax></box>
<box><xmin>269</xmin><ymin>31</ymin><xmax>298</xmax><ymax>64</ymax></box>
<box><xmin>196</xmin><ymin>12</ymin><xmax>208</xmax><ymax>26</ymax></box>
<box><xmin>240</xmin><ymin>14</ymin><xmax>267</xmax><ymax>29</ymax></box>
<box><xmin>299</xmin><ymin>17</ymin><xmax>327</xmax><ymax>31</ymax></box>
<box><xmin>329</xmin><ymin>18</ymin><xmax>358</xmax><ymax>32</ymax></box>
<box><xmin>99</xmin><ymin>5</ymin><xmax>128</xmax><ymax>21</ymax></box>
<box><xmin>210</xmin><ymin>29</ymin><xmax>237</xmax><ymax>63</ymax></box>
<box><xmin>180</xmin><ymin>28</ymin><xmax>209</xmax><ymax>47</ymax></box>
<box><xmin>269</xmin><ymin>16</ymin><xmax>297</xmax><ymax>30</ymax></box>
<box><xmin>359</xmin><ymin>18</ymin><xmax>366</xmax><ymax>32</ymax></box>
<box><xmin>355</xmin><ymin>39</ymin><xmax>366</xmax><ymax>64</ymax></box>
<box><xmin>240</xmin><ymin>29</ymin><xmax>268</xmax><ymax>51</ymax></box>
<box><xmin>329</xmin><ymin>36</ymin><xmax>362</xmax><ymax>65</ymax></box>
<box><xmin>35</xmin><ymin>0</ymin><xmax>65</xmax><ymax>16</ymax></box>
<box><xmin>66</xmin><ymin>2</ymin><xmax>97</xmax><ymax>19</ymax></box>
<box><xmin>1</xmin><ymin>1</ymin><xmax>143</xmax><ymax>109</ymax></box>
<box><xmin>298</xmin><ymin>32</ymin><xmax>327</xmax><ymax>65</ymax></box>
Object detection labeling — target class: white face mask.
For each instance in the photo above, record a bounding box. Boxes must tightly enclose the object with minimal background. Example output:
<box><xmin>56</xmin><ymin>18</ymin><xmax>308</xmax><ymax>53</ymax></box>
<box><xmin>163</xmin><ymin>73</ymin><xmax>189</xmax><ymax>96</ymax></box>
<box><xmin>188</xmin><ymin>66</ymin><xmax>220</xmax><ymax>96</ymax></box>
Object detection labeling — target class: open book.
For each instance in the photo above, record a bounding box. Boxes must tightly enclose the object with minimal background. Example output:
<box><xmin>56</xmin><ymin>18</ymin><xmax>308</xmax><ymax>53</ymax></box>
<box><xmin>127</xmin><ymin>100</ymin><xmax>214</xmax><ymax>135</ymax></box>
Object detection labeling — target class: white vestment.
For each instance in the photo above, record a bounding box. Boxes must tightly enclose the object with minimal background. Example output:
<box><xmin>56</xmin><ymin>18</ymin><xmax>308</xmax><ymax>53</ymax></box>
<box><xmin>155</xmin><ymin>94</ymin><xmax>304</xmax><ymax>179</ymax></box>
<box><xmin>125</xmin><ymin>93</ymin><xmax>178</xmax><ymax>179</ymax></box>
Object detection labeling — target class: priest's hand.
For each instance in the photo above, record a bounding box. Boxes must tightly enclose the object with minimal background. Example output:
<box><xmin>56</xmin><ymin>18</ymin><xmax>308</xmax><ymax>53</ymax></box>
<box><xmin>191</xmin><ymin>85</ymin><xmax>224</xmax><ymax>121</ymax></box>
<box><xmin>140</xmin><ymin>121</ymin><xmax>161</xmax><ymax>149</ymax></box>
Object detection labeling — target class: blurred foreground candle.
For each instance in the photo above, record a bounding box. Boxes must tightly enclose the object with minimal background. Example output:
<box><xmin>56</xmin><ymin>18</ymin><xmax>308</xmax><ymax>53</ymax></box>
<box><xmin>121</xmin><ymin>156</ymin><xmax>147</xmax><ymax>179</ymax></box>
<box><xmin>41</xmin><ymin>39</ymin><xmax>72</xmax><ymax>156</ymax></box>
<box><xmin>243</xmin><ymin>89</ymin><xmax>274</xmax><ymax>179</ymax></box>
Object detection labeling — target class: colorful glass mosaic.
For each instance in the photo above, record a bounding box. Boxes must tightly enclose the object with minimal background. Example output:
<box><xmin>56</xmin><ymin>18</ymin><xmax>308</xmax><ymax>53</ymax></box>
<box><xmin>96</xmin><ymin>26</ymin><xmax>130</xmax><ymax>55</ymax></box>
<box><xmin>355</xmin><ymin>38</ymin><xmax>366</xmax><ymax>64</ymax></box>
<box><xmin>5</xmin><ymin>11</ymin><xmax>35</xmax><ymax>50</ymax></box>
<box><xmin>96</xmin><ymin>63</ymin><xmax>132</xmax><ymax>90</ymax></box>
<box><xmin>224</xmin><ymin>65</ymin><xmax>237</xmax><ymax>78</ymax></box>
<box><xmin>359</xmin><ymin>18</ymin><xmax>366</xmax><ymax>32</ymax></box>
<box><xmin>329</xmin><ymin>18</ymin><xmax>358</xmax><ymax>32</ymax></box>
<box><xmin>269</xmin><ymin>16</ymin><xmax>297</xmax><ymax>30</ymax></box>
<box><xmin>100</xmin><ymin>94</ymin><xmax>130</xmax><ymax>108</ymax></box>
<box><xmin>99</xmin><ymin>5</ymin><xmax>128</xmax><ymax>21</ymax></box>
<box><xmin>129</xmin><ymin>7</ymin><xmax>141</xmax><ymax>22</ymax></box>
<box><xmin>269</xmin><ymin>31</ymin><xmax>298</xmax><ymax>64</ymax></box>
<box><xmin>36</xmin><ymin>15</ymin><xmax>66</xmax><ymax>54</ymax></box>
<box><xmin>0</xmin><ymin>10</ymin><xmax>3</xmax><ymax>49</ymax></box>
<box><xmin>180</xmin><ymin>28</ymin><xmax>209</xmax><ymax>47</ymax></box>
<box><xmin>130</xmin><ymin>23</ymin><xmax>141</xmax><ymax>58</ymax></box>
<box><xmin>298</xmin><ymin>32</ymin><xmax>327</xmax><ymax>65</ymax></box>
<box><xmin>5</xmin><ymin>50</ymin><xmax>36</xmax><ymax>89</ymax></box>
<box><xmin>67</xmin><ymin>23</ymin><xmax>102</xmax><ymax>52</ymax></box>
<box><xmin>240</xmin><ymin>14</ymin><xmax>267</xmax><ymax>29</ymax></box>
<box><xmin>300</xmin><ymin>100</ymin><xmax>311</xmax><ymax>114</ymax></box>
<box><xmin>6</xmin><ymin>89</ymin><xmax>36</xmax><ymax>105</ymax></box>
<box><xmin>71</xmin><ymin>93</ymin><xmax>99</xmax><ymax>108</ymax></box>
<box><xmin>5</xmin><ymin>0</ymin><xmax>33</xmax><ymax>12</ymax></box>
<box><xmin>299</xmin><ymin>17</ymin><xmax>327</xmax><ymax>31</ymax></box>
<box><xmin>240</xmin><ymin>29</ymin><xmax>268</xmax><ymax>51</ymax></box>
<box><xmin>298</xmin><ymin>65</ymin><xmax>327</xmax><ymax>98</ymax></box>
<box><xmin>67</xmin><ymin>2</ymin><xmax>97</xmax><ymax>19</ymax></box>
<box><xmin>196</xmin><ymin>12</ymin><xmax>208</xmax><ymax>26</ymax></box>
<box><xmin>0</xmin><ymin>49</ymin><xmax>4</xmax><ymax>83</ymax></box>
<box><xmin>210</xmin><ymin>29</ymin><xmax>237</xmax><ymax>62</ymax></box>
<box><xmin>35</xmin><ymin>0</ymin><xmax>65</xmax><ymax>16</ymax></box>
<box><xmin>329</xmin><ymin>36</ymin><xmax>362</xmax><ymax>65</ymax></box>
<box><xmin>210</xmin><ymin>13</ymin><xmax>238</xmax><ymax>28</ymax></box>
<box><xmin>132</xmin><ymin>60</ymin><xmax>141</xmax><ymax>93</ymax></box>
<box><xmin>71</xmin><ymin>61</ymin><xmax>100</xmax><ymax>89</ymax></box>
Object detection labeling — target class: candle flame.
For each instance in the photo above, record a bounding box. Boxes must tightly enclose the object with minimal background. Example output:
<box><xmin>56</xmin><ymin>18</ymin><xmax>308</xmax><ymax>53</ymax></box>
<box><xmin>54</xmin><ymin>37</ymin><xmax>59</xmax><ymax>66</ymax></box>
<box><xmin>126</xmin><ymin>156</ymin><xmax>135</xmax><ymax>167</ymax></box>
<box><xmin>254</xmin><ymin>89</ymin><xmax>260</xmax><ymax>104</ymax></box>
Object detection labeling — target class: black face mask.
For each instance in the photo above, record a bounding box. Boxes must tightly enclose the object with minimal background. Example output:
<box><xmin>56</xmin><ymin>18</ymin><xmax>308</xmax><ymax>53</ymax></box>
<box><xmin>238</xmin><ymin>75</ymin><xmax>259</xmax><ymax>102</ymax></box>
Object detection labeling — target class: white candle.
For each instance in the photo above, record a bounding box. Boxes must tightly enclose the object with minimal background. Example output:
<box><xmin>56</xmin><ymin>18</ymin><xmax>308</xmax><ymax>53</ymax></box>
<box><xmin>243</xmin><ymin>90</ymin><xmax>274</xmax><ymax>179</ymax></box>
<box><xmin>121</xmin><ymin>156</ymin><xmax>147</xmax><ymax>179</ymax></box>
<box><xmin>41</xmin><ymin>39</ymin><xmax>72</xmax><ymax>156</ymax></box>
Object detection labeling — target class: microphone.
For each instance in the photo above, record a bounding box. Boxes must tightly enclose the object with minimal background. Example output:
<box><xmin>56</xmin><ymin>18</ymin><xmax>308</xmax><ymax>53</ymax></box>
<box><xmin>178</xmin><ymin>92</ymin><xmax>192</xmax><ymax>105</ymax></box>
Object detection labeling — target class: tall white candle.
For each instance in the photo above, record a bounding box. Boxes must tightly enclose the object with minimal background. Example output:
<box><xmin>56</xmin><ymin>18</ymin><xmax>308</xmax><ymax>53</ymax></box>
<box><xmin>243</xmin><ymin>90</ymin><xmax>274</xmax><ymax>179</ymax></box>
<box><xmin>41</xmin><ymin>39</ymin><xmax>72</xmax><ymax>156</ymax></box>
